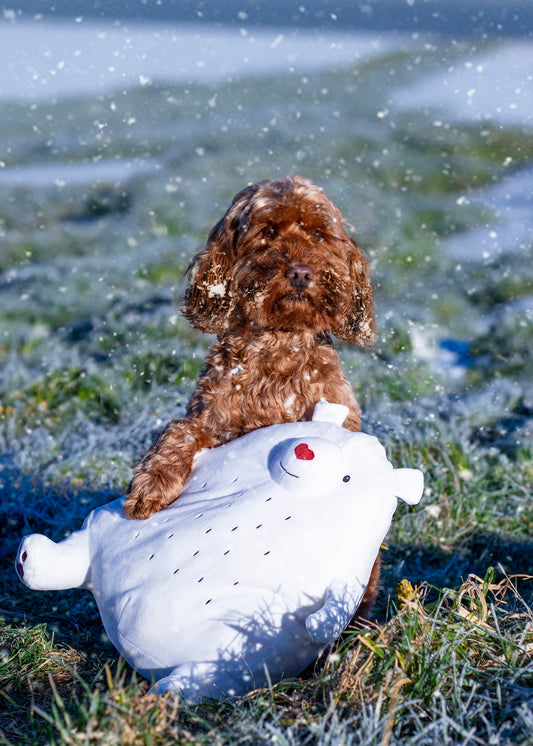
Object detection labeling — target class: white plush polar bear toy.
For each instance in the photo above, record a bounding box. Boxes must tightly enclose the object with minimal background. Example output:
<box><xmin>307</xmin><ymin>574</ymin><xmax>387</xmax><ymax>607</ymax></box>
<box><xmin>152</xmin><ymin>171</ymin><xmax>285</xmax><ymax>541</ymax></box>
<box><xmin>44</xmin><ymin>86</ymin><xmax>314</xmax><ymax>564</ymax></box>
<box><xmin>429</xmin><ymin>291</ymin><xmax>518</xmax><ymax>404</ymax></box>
<box><xmin>16</xmin><ymin>401</ymin><xmax>423</xmax><ymax>702</ymax></box>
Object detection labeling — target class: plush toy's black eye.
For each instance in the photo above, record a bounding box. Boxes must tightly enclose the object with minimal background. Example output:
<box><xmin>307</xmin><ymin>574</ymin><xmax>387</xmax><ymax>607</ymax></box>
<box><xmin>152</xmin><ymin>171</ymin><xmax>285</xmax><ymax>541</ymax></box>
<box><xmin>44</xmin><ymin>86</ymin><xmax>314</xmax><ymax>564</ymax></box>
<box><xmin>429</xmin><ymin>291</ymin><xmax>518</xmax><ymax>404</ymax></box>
<box><xmin>343</xmin><ymin>475</ymin><xmax>351</xmax><ymax>483</ymax></box>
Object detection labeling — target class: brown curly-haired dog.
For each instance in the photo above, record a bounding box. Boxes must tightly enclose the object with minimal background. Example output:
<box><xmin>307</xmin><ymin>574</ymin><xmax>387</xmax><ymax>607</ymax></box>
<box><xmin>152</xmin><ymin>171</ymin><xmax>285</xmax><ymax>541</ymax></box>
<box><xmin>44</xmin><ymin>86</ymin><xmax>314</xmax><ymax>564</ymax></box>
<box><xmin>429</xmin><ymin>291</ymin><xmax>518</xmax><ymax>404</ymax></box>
<box><xmin>125</xmin><ymin>175</ymin><xmax>379</xmax><ymax>613</ymax></box>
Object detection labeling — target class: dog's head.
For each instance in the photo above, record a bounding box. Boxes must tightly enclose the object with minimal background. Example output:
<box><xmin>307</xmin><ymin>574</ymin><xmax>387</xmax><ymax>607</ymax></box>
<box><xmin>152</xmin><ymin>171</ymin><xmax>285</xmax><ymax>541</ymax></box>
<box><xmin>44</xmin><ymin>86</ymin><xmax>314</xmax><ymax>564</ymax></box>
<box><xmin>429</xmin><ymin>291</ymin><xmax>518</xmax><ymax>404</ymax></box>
<box><xmin>182</xmin><ymin>176</ymin><xmax>375</xmax><ymax>344</ymax></box>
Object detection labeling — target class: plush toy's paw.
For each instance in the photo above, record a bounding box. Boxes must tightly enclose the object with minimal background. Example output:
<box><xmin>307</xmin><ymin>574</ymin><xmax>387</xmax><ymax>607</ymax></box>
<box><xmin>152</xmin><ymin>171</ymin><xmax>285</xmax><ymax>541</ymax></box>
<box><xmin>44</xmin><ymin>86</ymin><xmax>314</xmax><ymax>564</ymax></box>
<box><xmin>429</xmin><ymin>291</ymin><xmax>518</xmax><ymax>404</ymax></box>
<box><xmin>150</xmin><ymin>675</ymin><xmax>180</xmax><ymax>696</ymax></box>
<box><xmin>305</xmin><ymin>580</ymin><xmax>363</xmax><ymax>645</ymax></box>
<box><xmin>15</xmin><ymin>540</ymin><xmax>29</xmax><ymax>584</ymax></box>
<box><xmin>149</xmin><ymin>674</ymin><xmax>202</xmax><ymax>703</ymax></box>
<box><xmin>16</xmin><ymin>535</ymin><xmax>56</xmax><ymax>590</ymax></box>
<box><xmin>305</xmin><ymin>606</ymin><xmax>347</xmax><ymax>646</ymax></box>
<box><xmin>16</xmin><ymin>530</ymin><xmax>91</xmax><ymax>591</ymax></box>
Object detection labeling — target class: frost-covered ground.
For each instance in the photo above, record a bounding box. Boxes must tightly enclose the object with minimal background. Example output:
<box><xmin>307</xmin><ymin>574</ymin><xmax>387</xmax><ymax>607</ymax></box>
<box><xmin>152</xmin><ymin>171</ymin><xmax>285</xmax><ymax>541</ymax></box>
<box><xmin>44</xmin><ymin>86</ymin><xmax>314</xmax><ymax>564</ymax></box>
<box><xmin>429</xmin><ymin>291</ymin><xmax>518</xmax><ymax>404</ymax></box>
<box><xmin>1</xmin><ymin>15</ymin><xmax>532</xmax><ymax>744</ymax></box>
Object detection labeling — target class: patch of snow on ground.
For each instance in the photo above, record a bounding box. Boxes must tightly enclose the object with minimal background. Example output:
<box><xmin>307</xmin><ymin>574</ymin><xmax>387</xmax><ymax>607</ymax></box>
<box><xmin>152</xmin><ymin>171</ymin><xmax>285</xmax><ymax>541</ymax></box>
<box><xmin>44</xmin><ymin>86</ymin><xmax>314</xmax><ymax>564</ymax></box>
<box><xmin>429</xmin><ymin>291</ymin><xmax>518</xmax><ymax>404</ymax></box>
<box><xmin>0</xmin><ymin>20</ymin><xmax>405</xmax><ymax>101</ymax></box>
<box><xmin>0</xmin><ymin>157</ymin><xmax>161</xmax><ymax>188</ymax></box>
<box><xmin>445</xmin><ymin>164</ymin><xmax>533</xmax><ymax>261</ymax></box>
<box><xmin>392</xmin><ymin>41</ymin><xmax>533</xmax><ymax>128</ymax></box>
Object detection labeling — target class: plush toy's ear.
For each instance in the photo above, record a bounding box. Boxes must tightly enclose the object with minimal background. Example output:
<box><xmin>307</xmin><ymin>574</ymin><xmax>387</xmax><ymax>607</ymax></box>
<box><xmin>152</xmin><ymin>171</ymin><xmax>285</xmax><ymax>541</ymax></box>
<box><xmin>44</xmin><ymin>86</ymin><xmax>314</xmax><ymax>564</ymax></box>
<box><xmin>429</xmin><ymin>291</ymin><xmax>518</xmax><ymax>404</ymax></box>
<box><xmin>393</xmin><ymin>468</ymin><xmax>424</xmax><ymax>505</ymax></box>
<box><xmin>311</xmin><ymin>400</ymin><xmax>349</xmax><ymax>426</ymax></box>
<box><xmin>331</xmin><ymin>239</ymin><xmax>376</xmax><ymax>346</ymax></box>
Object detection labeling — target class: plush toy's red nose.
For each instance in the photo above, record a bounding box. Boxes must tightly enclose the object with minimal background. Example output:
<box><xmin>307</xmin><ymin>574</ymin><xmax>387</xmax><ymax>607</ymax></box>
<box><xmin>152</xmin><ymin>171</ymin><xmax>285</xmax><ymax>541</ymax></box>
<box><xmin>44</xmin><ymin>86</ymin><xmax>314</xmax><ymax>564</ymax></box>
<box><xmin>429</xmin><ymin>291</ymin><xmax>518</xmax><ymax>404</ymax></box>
<box><xmin>294</xmin><ymin>443</ymin><xmax>315</xmax><ymax>461</ymax></box>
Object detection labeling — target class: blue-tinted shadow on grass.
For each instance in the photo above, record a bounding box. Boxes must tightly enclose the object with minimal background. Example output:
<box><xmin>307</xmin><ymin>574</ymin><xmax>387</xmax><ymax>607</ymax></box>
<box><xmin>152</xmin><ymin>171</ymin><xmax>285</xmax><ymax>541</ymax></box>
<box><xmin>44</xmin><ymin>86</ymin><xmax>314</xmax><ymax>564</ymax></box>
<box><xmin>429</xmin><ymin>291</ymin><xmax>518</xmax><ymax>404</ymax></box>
<box><xmin>0</xmin><ymin>457</ymin><xmax>121</xmax><ymax>571</ymax></box>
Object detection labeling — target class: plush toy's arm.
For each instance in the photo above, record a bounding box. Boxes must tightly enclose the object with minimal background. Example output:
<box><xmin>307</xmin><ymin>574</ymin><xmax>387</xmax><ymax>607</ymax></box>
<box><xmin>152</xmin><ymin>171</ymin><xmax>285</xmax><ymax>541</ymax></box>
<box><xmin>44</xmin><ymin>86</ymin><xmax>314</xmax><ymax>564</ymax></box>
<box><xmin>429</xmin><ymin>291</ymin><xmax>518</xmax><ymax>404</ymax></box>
<box><xmin>305</xmin><ymin>579</ymin><xmax>364</xmax><ymax>646</ymax></box>
<box><xmin>16</xmin><ymin>529</ymin><xmax>91</xmax><ymax>591</ymax></box>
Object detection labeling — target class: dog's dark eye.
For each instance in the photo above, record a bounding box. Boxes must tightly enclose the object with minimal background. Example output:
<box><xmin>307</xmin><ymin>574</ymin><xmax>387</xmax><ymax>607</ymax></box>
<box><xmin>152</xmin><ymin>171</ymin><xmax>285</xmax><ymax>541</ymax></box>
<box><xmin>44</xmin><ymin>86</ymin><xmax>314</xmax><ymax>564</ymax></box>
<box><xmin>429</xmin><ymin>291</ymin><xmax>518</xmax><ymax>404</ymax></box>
<box><xmin>342</xmin><ymin>475</ymin><xmax>351</xmax><ymax>483</ymax></box>
<box><xmin>312</xmin><ymin>229</ymin><xmax>324</xmax><ymax>242</ymax></box>
<box><xmin>261</xmin><ymin>224</ymin><xmax>278</xmax><ymax>240</ymax></box>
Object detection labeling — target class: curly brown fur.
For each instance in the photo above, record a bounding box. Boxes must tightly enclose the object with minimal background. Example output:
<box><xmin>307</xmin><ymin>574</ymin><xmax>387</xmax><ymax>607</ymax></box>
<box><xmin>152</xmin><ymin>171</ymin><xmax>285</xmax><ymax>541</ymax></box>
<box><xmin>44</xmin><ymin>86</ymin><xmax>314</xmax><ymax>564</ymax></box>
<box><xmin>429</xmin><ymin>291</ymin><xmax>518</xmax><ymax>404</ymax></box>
<box><xmin>125</xmin><ymin>175</ymin><xmax>379</xmax><ymax>610</ymax></box>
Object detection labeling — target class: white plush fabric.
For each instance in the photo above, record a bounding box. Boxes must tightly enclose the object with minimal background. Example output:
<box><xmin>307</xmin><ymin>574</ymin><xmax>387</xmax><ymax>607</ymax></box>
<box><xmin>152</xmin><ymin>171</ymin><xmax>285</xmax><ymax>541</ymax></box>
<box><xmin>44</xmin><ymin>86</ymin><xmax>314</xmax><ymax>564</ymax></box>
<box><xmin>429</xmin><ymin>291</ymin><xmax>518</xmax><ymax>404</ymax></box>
<box><xmin>16</xmin><ymin>401</ymin><xmax>423</xmax><ymax>701</ymax></box>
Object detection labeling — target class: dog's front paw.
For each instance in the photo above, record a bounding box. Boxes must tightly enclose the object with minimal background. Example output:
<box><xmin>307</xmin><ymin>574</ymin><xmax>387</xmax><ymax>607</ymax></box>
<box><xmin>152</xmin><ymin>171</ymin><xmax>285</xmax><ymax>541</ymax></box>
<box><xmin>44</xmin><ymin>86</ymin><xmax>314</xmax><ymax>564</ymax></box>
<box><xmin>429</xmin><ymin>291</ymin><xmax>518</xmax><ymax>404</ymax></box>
<box><xmin>123</xmin><ymin>488</ymin><xmax>158</xmax><ymax>520</ymax></box>
<box><xmin>125</xmin><ymin>419</ymin><xmax>207</xmax><ymax>519</ymax></box>
<box><xmin>124</xmin><ymin>468</ymin><xmax>186</xmax><ymax>520</ymax></box>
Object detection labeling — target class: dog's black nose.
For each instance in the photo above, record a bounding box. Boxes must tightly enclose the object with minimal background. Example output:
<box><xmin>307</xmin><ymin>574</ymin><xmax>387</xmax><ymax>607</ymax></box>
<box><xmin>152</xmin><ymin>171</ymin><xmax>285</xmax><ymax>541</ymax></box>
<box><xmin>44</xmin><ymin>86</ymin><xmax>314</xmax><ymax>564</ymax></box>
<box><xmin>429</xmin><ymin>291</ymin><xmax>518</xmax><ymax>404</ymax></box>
<box><xmin>286</xmin><ymin>263</ymin><xmax>314</xmax><ymax>289</ymax></box>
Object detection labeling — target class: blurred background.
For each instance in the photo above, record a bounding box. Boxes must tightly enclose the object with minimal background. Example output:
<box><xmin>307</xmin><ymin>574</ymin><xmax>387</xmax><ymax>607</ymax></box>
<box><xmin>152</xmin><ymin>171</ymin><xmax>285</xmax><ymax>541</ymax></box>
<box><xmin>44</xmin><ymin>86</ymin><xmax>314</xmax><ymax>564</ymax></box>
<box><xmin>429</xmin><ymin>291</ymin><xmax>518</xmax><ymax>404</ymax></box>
<box><xmin>1</xmin><ymin>0</ymin><xmax>532</xmax><ymax>609</ymax></box>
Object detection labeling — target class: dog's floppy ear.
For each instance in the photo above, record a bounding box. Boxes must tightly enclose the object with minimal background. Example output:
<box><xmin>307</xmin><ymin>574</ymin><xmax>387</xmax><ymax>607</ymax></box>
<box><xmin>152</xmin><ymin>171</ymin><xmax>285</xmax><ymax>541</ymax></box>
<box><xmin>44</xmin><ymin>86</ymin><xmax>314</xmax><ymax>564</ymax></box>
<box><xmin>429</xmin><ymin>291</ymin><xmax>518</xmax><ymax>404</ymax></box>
<box><xmin>331</xmin><ymin>239</ymin><xmax>376</xmax><ymax>346</ymax></box>
<box><xmin>181</xmin><ymin>184</ymin><xmax>262</xmax><ymax>333</ymax></box>
<box><xmin>180</xmin><ymin>219</ymin><xmax>235</xmax><ymax>334</ymax></box>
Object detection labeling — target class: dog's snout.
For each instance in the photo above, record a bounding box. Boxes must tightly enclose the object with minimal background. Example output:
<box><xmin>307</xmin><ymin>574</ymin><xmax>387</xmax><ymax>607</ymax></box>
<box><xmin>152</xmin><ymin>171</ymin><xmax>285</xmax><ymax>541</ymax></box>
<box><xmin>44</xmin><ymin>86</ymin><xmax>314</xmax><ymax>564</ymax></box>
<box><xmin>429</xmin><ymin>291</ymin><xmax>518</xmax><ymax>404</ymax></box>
<box><xmin>286</xmin><ymin>263</ymin><xmax>314</xmax><ymax>289</ymax></box>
